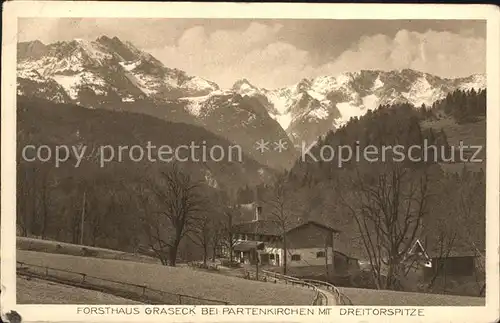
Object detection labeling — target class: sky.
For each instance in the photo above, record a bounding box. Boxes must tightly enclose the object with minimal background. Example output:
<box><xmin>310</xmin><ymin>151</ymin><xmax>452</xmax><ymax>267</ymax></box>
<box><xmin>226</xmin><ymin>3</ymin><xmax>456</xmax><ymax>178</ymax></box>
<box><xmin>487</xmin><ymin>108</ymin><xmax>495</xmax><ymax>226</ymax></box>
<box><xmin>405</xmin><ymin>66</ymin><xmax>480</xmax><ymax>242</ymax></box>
<box><xmin>18</xmin><ymin>18</ymin><xmax>486</xmax><ymax>89</ymax></box>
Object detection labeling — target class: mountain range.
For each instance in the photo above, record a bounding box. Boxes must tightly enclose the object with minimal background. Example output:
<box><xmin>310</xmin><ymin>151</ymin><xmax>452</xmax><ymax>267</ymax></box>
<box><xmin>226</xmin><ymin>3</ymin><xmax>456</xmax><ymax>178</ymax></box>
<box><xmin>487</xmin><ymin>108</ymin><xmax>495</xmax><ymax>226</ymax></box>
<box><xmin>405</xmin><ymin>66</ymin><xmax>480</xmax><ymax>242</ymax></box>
<box><xmin>17</xmin><ymin>36</ymin><xmax>486</xmax><ymax>169</ymax></box>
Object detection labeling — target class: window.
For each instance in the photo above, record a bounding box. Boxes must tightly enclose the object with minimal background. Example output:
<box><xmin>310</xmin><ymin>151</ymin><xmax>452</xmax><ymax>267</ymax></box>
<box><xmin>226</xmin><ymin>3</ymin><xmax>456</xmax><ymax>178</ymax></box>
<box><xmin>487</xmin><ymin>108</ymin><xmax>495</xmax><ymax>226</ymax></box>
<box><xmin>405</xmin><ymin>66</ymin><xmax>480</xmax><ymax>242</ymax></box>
<box><xmin>291</xmin><ymin>254</ymin><xmax>301</xmax><ymax>261</ymax></box>
<box><xmin>269</xmin><ymin>254</ymin><xmax>275</xmax><ymax>260</ymax></box>
<box><xmin>316</xmin><ymin>251</ymin><xmax>326</xmax><ymax>258</ymax></box>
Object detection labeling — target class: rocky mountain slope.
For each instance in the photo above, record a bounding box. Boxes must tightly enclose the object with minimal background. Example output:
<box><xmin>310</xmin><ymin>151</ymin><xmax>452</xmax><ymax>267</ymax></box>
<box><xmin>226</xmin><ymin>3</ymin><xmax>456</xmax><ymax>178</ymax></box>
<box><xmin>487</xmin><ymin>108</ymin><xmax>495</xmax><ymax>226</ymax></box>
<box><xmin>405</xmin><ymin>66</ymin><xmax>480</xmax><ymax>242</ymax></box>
<box><xmin>17</xmin><ymin>36</ymin><xmax>486</xmax><ymax>168</ymax></box>
<box><xmin>17</xmin><ymin>37</ymin><xmax>296</xmax><ymax>170</ymax></box>
<box><xmin>232</xmin><ymin>70</ymin><xmax>486</xmax><ymax>145</ymax></box>
<box><xmin>17</xmin><ymin>96</ymin><xmax>273</xmax><ymax>190</ymax></box>
<box><xmin>17</xmin><ymin>36</ymin><xmax>219</xmax><ymax>104</ymax></box>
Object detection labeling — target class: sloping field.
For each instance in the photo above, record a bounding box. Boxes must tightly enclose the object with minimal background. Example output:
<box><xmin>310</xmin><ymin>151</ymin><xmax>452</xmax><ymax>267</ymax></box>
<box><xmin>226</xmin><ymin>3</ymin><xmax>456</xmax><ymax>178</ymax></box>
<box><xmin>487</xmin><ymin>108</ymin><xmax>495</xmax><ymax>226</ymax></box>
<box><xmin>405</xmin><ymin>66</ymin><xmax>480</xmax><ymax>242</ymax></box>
<box><xmin>338</xmin><ymin>287</ymin><xmax>485</xmax><ymax>306</ymax></box>
<box><xmin>17</xmin><ymin>237</ymin><xmax>159</xmax><ymax>264</ymax></box>
<box><xmin>421</xmin><ymin>117</ymin><xmax>486</xmax><ymax>147</ymax></box>
<box><xmin>17</xmin><ymin>276</ymin><xmax>142</xmax><ymax>304</ymax></box>
<box><xmin>421</xmin><ymin>117</ymin><xmax>486</xmax><ymax>173</ymax></box>
<box><xmin>17</xmin><ymin>250</ymin><xmax>315</xmax><ymax>305</ymax></box>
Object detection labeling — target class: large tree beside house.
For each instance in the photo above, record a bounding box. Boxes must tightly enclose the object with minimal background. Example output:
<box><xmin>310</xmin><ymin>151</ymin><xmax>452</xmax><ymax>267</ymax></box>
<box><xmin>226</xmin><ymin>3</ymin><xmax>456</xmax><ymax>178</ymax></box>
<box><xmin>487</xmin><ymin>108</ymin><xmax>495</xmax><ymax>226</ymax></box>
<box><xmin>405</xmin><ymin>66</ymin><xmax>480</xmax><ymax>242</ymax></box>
<box><xmin>338</xmin><ymin>161</ymin><xmax>431</xmax><ymax>290</ymax></box>
<box><xmin>264</xmin><ymin>174</ymin><xmax>298</xmax><ymax>275</ymax></box>
<box><xmin>141</xmin><ymin>164</ymin><xmax>205</xmax><ymax>266</ymax></box>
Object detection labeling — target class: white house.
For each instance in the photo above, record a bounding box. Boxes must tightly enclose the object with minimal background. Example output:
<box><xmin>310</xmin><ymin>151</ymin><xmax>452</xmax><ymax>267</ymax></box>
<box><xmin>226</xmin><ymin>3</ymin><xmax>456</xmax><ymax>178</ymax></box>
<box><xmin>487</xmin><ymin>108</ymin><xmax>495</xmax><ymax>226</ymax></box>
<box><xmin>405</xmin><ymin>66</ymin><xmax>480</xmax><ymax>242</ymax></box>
<box><xmin>229</xmin><ymin>204</ymin><xmax>358</xmax><ymax>277</ymax></box>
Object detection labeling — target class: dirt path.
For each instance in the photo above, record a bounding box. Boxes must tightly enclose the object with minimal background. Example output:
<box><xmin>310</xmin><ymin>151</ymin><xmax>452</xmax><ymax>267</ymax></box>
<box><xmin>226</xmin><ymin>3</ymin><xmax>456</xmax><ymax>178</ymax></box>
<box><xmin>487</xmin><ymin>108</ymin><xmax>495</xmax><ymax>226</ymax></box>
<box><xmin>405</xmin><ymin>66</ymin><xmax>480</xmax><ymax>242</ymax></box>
<box><xmin>317</xmin><ymin>287</ymin><xmax>337</xmax><ymax>305</ymax></box>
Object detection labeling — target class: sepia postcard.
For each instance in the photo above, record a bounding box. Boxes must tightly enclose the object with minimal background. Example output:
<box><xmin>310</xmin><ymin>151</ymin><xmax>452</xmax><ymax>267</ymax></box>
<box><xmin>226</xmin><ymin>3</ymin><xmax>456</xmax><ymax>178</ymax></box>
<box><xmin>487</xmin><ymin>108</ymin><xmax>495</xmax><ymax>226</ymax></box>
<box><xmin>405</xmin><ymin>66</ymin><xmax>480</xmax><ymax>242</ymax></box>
<box><xmin>1</xmin><ymin>1</ymin><xmax>499</xmax><ymax>323</ymax></box>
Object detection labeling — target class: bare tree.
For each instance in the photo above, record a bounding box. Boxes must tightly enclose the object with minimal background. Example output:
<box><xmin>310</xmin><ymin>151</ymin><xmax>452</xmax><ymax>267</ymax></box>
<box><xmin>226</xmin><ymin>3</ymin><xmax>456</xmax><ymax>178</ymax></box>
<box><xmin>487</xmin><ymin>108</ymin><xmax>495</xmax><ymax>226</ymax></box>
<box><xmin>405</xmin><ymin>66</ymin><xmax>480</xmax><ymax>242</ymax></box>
<box><xmin>38</xmin><ymin>167</ymin><xmax>51</xmax><ymax>239</ymax></box>
<box><xmin>189</xmin><ymin>213</ymin><xmax>213</xmax><ymax>266</ymax></box>
<box><xmin>211</xmin><ymin>223</ymin><xmax>224</xmax><ymax>262</ymax></box>
<box><xmin>425</xmin><ymin>221</ymin><xmax>457</xmax><ymax>291</ymax></box>
<box><xmin>142</xmin><ymin>164</ymin><xmax>204</xmax><ymax>266</ymax></box>
<box><xmin>17</xmin><ymin>162</ymin><xmax>33</xmax><ymax>237</ymax></box>
<box><xmin>456</xmin><ymin>168</ymin><xmax>486</xmax><ymax>295</ymax></box>
<box><xmin>85</xmin><ymin>185</ymin><xmax>120</xmax><ymax>247</ymax></box>
<box><xmin>208</xmin><ymin>202</ymin><xmax>225</xmax><ymax>263</ymax></box>
<box><xmin>339</xmin><ymin>163</ymin><xmax>430</xmax><ymax>290</ymax></box>
<box><xmin>137</xmin><ymin>189</ymin><xmax>169</xmax><ymax>265</ymax></box>
<box><xmin>16</xmin><ymin>160</ymin><xmax>52</xmax><ymax>239</ymax></box>
<box><xmin>265</xmin><ymin>174</ymin><xmax>296</xmax><ymax>275</ymax></box>
<box><xmin>221</xmin><ymin>204</ymin><xmax>239</xmax><ymax>263</ymax></box>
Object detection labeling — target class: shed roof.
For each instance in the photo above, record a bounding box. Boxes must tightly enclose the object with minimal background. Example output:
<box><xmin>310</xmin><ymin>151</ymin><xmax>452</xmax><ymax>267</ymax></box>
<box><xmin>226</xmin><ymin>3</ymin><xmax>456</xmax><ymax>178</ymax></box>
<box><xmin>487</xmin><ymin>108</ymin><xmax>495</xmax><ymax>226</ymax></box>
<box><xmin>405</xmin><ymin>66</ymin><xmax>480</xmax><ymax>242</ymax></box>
<box><xmin>408</xmin><ymin>238</ymin><xmax>484</xmax><ymax>259</ymax></box>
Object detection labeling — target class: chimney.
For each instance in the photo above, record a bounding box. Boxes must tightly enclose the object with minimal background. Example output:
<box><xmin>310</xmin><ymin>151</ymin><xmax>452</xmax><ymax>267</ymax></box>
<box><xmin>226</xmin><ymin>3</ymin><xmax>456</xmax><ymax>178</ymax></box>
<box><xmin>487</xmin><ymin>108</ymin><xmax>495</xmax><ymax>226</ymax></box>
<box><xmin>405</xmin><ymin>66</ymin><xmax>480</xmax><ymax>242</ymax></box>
<box><xmin>252</xmin><ymin>186</ymin><xmax>262</xmax><ymax>221</ymax></box>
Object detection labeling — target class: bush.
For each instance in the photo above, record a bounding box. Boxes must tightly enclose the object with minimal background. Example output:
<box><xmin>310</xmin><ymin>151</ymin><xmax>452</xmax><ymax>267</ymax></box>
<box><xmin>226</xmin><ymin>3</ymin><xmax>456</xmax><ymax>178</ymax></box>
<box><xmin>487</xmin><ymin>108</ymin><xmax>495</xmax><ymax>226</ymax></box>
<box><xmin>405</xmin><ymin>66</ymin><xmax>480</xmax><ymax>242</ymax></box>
<box><xmin>424</xmin><ymin>277</ymin><xmax>485</xmax><ymax>297</ymax></box>
<box><xmin>221</xmin><ymin>260</ymin><xmax>241</xmax><ymax>268</ymax></box>
<box><xmin>187</xmin><ymin>261</ymin><xmax>220</xmax><ymax>271</ymax></box>
<box><xmin>81</xmin><ymin>247</ymin><xmax>99</xmax><ymax>257</ymax></box>
<box><xmin>349</xmin><ymin>270</ymin><xmax>378</xmax><ymax>289</ymax></box>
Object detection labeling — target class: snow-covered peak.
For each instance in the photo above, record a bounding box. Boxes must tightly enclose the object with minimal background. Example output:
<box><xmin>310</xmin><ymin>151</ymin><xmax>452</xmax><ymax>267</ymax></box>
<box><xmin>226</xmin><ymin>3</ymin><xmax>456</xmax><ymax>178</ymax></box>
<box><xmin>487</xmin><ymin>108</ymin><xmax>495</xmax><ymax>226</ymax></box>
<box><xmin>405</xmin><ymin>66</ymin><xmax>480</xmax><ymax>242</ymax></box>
<box><xmin>309</xmin><ymin>76</ymin><xmax>340</xmax><ymax>94</ymax></box>
<box><xmin>72</xmin><ymin>39</ymin><xmax>113</xmax><ymax>66</ymax></box>
<box><xmin>18</xmin><ymin>68</ymin><xmax>45</xmax><ymax>82</ymax></box>
<box><xmin>295</xmin><ymin>78</ymin><xmax>312</xmax><ymax>92</ymax></box>
<box><xmin>18</xmin><ymin>35</ymin><xmax>221</xmax><ymax>103</ymax></box>
<box><xmin>258</xmin><ymin>69</ymin><xmax>486</xmax><ymax>144</ymax></box>
<box><xmin>372</xmin><ymin>75</ymin><xmax>384</xmax><ymax>90</ymax></box>
<box><xmin>457</xmin><ymin>74</ymin><xmax>486</xmax><ymax>91</ymax></box>
<box><xmin>402</xmin><ymin>75</ymin><xmax>443</xmax><ymax>107</ymax></box>
<box><xmin>232</xmin><ymin>78</ymin><xmax>262</xmax><ymax>97</ymax></box>
<box><xmin>17</xmin><ymin>37</ymin><xmax>487</xmax><ymax>150</ymax></box>
<box><xmin>95</xmin><ymin>35</ymin><xmax>145</xmax><ymax>62</ymax></box>
<box><xmin>183</xmin><ymin>76</ymin><xmax>220</xmax><ymax>94</ymax></box>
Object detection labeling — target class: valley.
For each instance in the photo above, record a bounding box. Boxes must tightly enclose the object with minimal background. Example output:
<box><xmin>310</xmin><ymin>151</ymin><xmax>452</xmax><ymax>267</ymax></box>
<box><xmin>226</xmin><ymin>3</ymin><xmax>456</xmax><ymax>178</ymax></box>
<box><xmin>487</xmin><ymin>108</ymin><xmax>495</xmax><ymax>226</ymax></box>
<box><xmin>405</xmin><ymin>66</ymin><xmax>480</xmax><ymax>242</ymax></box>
<box><xmin>13</xmin><ymin>30</ymin><xmax>488</xmax><ymax>307</ymax></box>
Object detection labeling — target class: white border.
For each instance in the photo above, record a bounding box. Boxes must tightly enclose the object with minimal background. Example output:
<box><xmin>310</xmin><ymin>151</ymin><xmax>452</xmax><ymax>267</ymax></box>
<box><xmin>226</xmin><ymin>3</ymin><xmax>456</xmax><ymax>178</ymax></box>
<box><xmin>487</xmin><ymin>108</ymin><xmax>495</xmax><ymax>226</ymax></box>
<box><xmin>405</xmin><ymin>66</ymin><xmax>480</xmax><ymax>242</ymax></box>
<box><xmin>2</xmin><ymin>2</ymin><xmax>499</xmax><ymax>322</ymax></box>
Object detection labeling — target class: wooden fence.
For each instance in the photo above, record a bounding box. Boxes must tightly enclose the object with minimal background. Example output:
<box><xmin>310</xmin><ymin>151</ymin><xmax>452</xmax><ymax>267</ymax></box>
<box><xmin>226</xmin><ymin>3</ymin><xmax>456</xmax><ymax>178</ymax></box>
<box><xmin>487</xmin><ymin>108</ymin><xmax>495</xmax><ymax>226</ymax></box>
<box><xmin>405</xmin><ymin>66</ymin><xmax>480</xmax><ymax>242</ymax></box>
<box><xmin>253</xmin><ymin>269</ymin><xmax>353</xmax><ymax>306</ymax></box>
<box><xmin>301</xmin><ymin>278</ymin><xmax>354</xmax><ymax>305</ymax></box>
<box><xmin>17</xmin><ymin>261</ymin><xmax>229</xmax><ymax>305</ymax></box>
<box><xmin>243</xmin><ymin>268</ymin><xmax>328</xmax><ymax>305</ymax></box>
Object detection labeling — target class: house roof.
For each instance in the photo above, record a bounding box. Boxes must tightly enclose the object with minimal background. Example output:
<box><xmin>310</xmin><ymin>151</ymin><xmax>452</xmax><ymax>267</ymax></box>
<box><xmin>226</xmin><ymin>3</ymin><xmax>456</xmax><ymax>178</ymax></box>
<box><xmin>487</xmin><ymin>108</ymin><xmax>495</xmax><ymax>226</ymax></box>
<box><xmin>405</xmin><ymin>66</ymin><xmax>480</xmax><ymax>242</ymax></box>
<box><xmin>233</xmin><ymin>240</ymin><xmax>264</xmax><ymax>252</ymax></box>
<box><xmin>291</xmin><ymin>220</ymin><xmax>341</xmax><ymax>234</ymax></box>
<box><xmin>232</xmin><ymin>219</ymin><xmax>340</xmax><ymax>236</ymax></box>
<box><xmin>232</xmin><ymin>220</ymin><xmax>282</xmax><ymax>236</ymax></box>
<box><xmin>334</xmin><ymin>250</ymin><xmax>360</xmax><ymax>260</ymax></box>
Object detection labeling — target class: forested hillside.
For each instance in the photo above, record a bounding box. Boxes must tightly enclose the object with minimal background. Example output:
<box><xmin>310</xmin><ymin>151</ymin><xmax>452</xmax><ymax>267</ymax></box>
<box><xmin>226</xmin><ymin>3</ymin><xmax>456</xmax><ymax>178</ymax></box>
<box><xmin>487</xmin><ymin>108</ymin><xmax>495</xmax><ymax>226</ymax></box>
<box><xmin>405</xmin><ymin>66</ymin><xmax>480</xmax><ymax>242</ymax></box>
<box><xmin>243</xmin><ymin>89</ymin><xmax>486</xmax><ymax>292</ymax></box>
<box><xmin>16</xmin><ymin>89</ymin><xmax>486</xmax><ymax>285</ymax></box>
<box><xmin>16</xmin><ymin>96</ymin><xmax>271</xmax><ymax>256</ymax></box>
